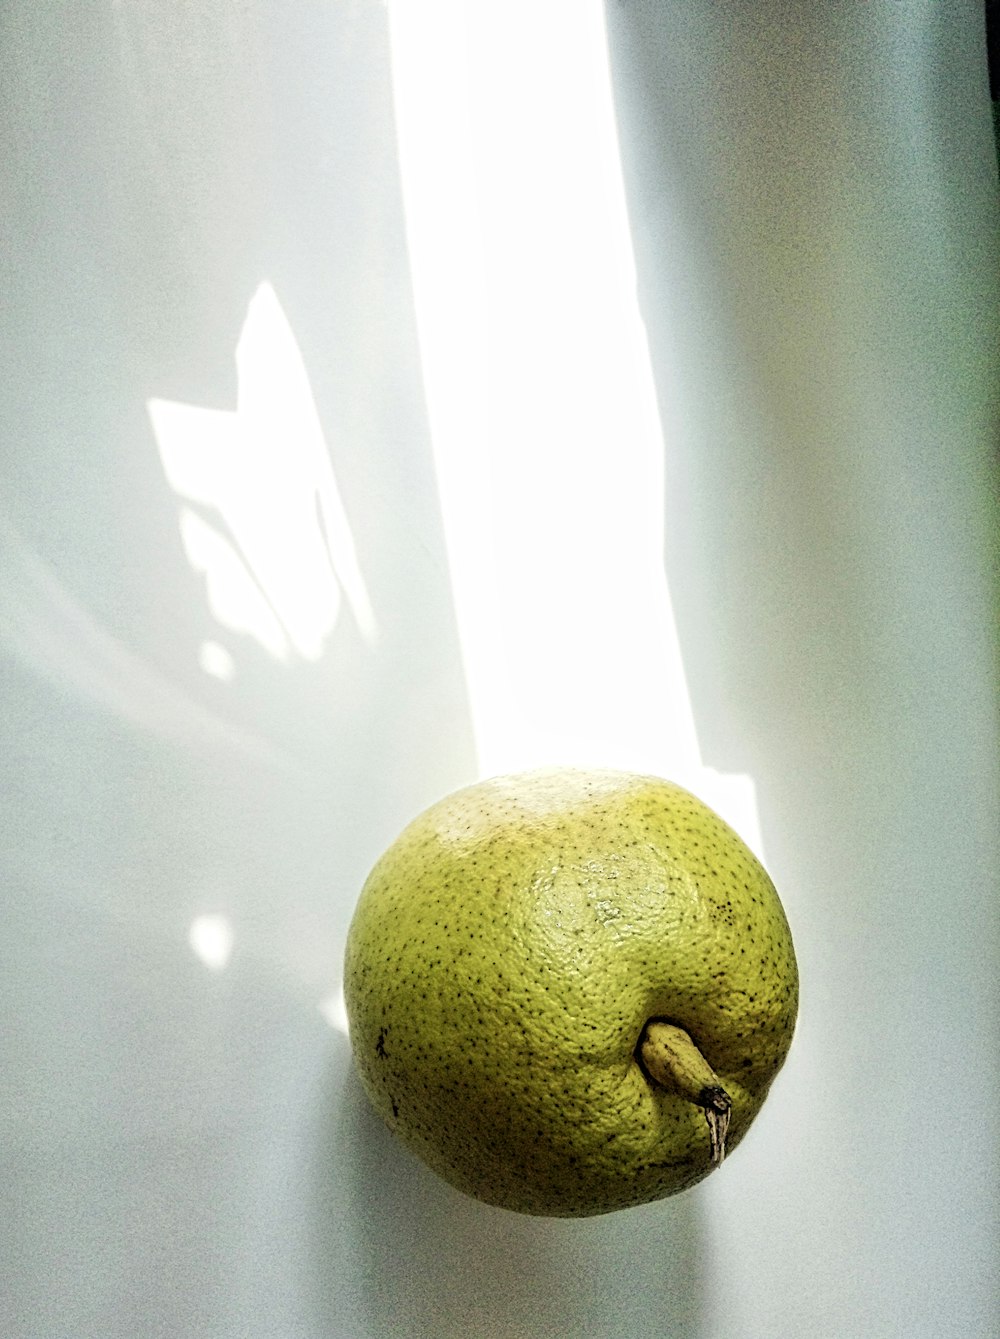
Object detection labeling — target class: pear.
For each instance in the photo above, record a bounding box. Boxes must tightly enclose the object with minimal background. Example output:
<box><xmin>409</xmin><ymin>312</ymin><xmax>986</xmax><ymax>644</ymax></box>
<box><xmin>343</xmin><ymin>768</ymin><xmax>798</xmax><ymax>1217</ymax></box>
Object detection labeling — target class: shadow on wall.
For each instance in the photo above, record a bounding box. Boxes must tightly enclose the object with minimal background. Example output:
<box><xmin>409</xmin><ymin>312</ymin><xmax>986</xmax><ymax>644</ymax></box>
<box><xmin>305</xmin><ymin>1056</ymin><xmax>706</xmax><ymax>1339</ymax></box>
<box><xmin>605</xmin><ymin>2</ymin><xmax>1000</xmax><ymax>1335</ymax></box>
<box><xmin>604</xmin><ymin>0</ymin><xmax>999</xmax><ymax>812</ymax></box>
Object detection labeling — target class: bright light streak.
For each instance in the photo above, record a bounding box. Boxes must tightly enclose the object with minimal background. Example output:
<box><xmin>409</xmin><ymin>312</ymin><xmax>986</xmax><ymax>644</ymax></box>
<box><xmin>148</xmin><ymin>283</ymin><xmax>376</xmax><ymax>668</ymax></box>
<box><xmin>188</xmin><ymin>913</ymin><xmax>235</xmax><ymax>971</ymax></box>
<box><xmin>388</xmin><ymin>1</ymin><xmax>764</xmax><ymax>853</ymax></box>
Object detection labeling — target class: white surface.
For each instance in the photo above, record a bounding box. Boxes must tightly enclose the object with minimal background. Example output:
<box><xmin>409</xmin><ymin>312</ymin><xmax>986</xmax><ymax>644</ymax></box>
<box><xmin>2</xmin><ymin>3</ymin><xmax>998</xmax><ymax>1337</ymax></box>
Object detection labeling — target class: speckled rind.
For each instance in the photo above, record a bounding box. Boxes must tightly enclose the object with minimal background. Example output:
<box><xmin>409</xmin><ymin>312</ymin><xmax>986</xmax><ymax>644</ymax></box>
<box><xmin>343</xmin><ymin>768</ymin><xmax>798</xmax><ymax>1217</ymax></box>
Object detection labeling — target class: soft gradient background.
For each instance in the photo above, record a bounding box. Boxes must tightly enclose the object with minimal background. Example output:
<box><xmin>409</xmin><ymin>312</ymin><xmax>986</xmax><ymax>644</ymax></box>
<box><xmin>2</xmin><ymin>3</ymin><xmax>997</xmax><ymax>1336</ymax></box>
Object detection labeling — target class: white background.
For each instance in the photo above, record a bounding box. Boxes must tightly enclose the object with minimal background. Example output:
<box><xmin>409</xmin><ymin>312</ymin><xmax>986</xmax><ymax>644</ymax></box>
<box><xmin>2</xmin><ymin>2</ymin><xmax>997</xmax><ymax>1336</ymax></box>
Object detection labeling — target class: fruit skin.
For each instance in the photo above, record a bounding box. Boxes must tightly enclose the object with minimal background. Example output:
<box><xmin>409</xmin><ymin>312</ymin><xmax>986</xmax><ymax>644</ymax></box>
<box><xmin>343</xmin><ymin>768</ymin><xmax>798</xmax><ymax>1217</ymax></box>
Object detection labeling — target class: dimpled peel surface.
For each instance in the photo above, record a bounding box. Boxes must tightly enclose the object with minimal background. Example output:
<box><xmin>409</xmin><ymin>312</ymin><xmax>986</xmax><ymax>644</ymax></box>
<box><xmin>343</xmin><ymin>768</ymin><xmax>798</xmax><ymax>1217</ymax></box>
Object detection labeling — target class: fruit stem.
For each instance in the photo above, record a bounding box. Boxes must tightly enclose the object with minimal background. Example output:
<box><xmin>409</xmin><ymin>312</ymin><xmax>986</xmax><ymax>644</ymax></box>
<box><xmin>638</xmin><ymin>1020</ymin><xmax>732</xmax><ymax>1165</ymax></box>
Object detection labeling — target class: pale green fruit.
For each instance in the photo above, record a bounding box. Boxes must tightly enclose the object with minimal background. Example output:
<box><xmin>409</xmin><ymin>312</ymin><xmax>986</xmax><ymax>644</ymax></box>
<box><xmin>343</xmin><ymin>768</ymin><xmax>798</xmax><ymax>1217</ymax></box>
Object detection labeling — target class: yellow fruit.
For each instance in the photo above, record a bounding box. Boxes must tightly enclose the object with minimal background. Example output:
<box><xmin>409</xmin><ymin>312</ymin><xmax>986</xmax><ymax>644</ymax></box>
<box><xmin>343</xmin><ymin>768</ymin><xmax>798</xmax><ymax>1217</ymax></box>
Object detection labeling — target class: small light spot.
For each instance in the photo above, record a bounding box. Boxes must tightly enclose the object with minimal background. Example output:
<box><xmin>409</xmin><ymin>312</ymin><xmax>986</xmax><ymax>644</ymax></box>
<box><xmin>199</xmin><ymin>639</ymin><xmax>236</xmax><ymax>681</ymax></box>
<box><xmin>318</xmin><ymin>984</ymin><xmax>350</xmax><ymax>1036</ymax></box>
<box><xmin>188</xmin><ymin>913</ymin><xmax>234</xmax><ymax>971</ymax></box>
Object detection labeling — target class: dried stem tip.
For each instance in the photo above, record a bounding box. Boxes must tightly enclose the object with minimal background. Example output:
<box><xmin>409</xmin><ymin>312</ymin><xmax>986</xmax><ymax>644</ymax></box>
<box><xmin>639</xmin><ymin>1020</ymin><xmax>732</xmax><ymax>1165</ymax></box>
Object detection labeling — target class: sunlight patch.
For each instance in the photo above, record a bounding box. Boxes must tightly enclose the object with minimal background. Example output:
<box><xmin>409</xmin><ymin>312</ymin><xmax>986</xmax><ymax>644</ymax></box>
<box><xmin>188</xmin><ymin>913</ymin><xmax>235</xmax><ymax>972</ymax></box>
<box><xmin>149</xmin><ymin>283</ymin><xmax>376</xmax><ymax>669</ymax></box>
<box><xmin>198</xmin><ymin>639</ymin><xmax>236</xmax><ymax>681</ymax></box>
<box><xmin>318</xmin><ymin>984</ymin><xmax>350</xmax><ymax>1037</ymax></box>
